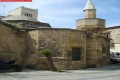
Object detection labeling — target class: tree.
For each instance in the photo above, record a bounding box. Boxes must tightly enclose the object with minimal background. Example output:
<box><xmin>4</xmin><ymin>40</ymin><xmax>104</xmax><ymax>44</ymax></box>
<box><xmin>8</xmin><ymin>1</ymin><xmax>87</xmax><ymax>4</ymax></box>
<box><xmin>41</xmin><ymin>49</ymin><xmax>57</xmax><ymax>71</ymax></box>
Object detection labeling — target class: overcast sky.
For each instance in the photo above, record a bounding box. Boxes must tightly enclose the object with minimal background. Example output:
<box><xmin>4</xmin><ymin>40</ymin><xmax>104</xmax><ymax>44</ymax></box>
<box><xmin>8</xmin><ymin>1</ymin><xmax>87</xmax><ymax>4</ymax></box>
<box><xmin>0</xmin><ymin>0</ymin><xmax>120</xmax><ymax>29</ymax></box>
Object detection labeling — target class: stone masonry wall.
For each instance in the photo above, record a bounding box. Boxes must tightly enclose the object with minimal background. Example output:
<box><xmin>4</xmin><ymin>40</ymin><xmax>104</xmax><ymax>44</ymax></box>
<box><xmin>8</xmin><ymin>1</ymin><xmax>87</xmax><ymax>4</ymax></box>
<box><xmin>38</xmin><ymin>29</ymin><xmax>86</xmax><ymax>70</ymax></box>
<box><xmin>26</xmin><ymin>29</ymin><xmax>86</xmax><ymax>70</ymax></box>
<box><xmin>76</xmin><ymin>18</ymin><xmax>105</xmax><ymax>31</ymax></box>
<box><xmin>86</xmin><ymin>32</ymin><xmax>110</xmax><ymax>68</ymax></box>
<box><xmin>106</xmin><ymin>28</ymin><xmax>120</xmax><ymax>44</ymax></box>
<box><xmin>0</xmin><ymin>24</ymin><xmax>26</xmax><ymax>64</ymax></box>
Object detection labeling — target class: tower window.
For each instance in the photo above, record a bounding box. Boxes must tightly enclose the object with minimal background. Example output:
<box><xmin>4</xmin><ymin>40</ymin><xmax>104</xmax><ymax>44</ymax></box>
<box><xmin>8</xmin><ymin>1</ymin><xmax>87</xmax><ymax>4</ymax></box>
<box><xmin>31</xmin><ymin>14</ymin><xmax>32</xmax><ymax>17</ymax></box>
<box><xmin>28</xmin><ymin>14</ymin><xmax>30</xmax><ymax>17</ymax></box>
<box><xmin>25</xmin><ymin>13</ymin><xmax>32</xmax><ymax>17</ymax></box>
<box><xmin>25</xmin><ymin>13</ymin><xmax>27</xmax><ymax>16</ymax></box>
<box><xmin>26</xmin><ymin>13</ymin><xmax>28</xmax><ymax>16</ymax></box>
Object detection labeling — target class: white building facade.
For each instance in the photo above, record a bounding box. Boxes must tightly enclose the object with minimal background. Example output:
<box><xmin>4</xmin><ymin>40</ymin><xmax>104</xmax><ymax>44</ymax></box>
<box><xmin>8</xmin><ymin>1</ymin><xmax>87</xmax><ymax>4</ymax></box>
<box><xmin>8</xmin><ymin>6</ymin><xmax>38</xmax><ymax>20</ymax></box>
<box><xmin>107</xmin><ymin>26</ymin><xmax>120</xmax><ymax>57</ymax></box>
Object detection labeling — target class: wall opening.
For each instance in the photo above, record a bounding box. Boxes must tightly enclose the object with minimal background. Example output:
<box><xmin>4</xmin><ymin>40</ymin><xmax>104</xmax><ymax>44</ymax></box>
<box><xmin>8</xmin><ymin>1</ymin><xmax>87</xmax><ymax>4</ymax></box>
<box><xmin>72</xmin><ymin>48</ymin><xmax>81</xmax><ymax>61</ymax></box>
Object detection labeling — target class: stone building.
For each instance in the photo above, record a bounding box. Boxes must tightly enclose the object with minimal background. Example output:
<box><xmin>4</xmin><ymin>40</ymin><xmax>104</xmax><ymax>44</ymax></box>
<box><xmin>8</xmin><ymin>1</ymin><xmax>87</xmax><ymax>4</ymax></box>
<box><xmin>0</xmin><ymin>0</ymin><xmax>110</xmax><ymax>70</ymax></box>
<box><xmin>8</xmin><ymin>6</ymin><xmax>38</xmax><ymax>20</ymax></box>
<box><xmin>2</xmin><ymin>6</ymin><xmax>51</xmax><ymax>29</ymax></box>
<box><xmin>106</xmin><ymin>26</ymin><xmax>120</xmax><ymax>57</ymax></box>
<box><xmin>76</xmin><ymin>0</ymin><xmax>105</xmax><ymax>31</ymax></box>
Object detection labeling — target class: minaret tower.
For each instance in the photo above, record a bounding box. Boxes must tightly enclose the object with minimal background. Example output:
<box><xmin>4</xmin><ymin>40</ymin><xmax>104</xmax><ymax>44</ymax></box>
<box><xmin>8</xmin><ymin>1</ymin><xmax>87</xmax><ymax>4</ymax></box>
<box><xmin>84</xmin><ymin>0</ymin><xmax>96</xmax><ymax>18</ymax></box>
<box><xmin>76</xmin><ymin>0</ymin><xmax>109</xmax><ymax>68</ymax></box>
<box><xmin>76</xmin><ymin>0</ymin><xmax>105</xmax><ymax>31</ymax></box>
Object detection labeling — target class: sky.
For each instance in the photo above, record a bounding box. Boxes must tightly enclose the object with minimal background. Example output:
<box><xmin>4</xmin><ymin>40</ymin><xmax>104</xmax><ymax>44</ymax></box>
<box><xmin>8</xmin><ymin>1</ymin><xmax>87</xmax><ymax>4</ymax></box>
<box><xmin>0</xmin><ymin>0</ymin><xmax>120</xmax><ymax>29</ymax></box>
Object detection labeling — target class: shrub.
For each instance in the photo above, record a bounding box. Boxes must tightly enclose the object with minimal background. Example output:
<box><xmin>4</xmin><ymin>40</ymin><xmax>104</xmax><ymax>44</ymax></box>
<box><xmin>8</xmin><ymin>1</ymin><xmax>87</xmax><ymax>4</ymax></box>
<box><xmin>41</xmin><ymin>49</ymin><xmax>53</xmax><ymax>56</ymax></box>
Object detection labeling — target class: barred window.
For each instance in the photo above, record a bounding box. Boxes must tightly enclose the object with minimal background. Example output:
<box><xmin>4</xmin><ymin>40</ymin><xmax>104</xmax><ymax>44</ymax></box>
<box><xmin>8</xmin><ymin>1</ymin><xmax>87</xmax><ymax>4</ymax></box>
<box><xmin>72</xmin><ymin>48</ymin><xmax>81</xmax><ymax>61</ymax></box>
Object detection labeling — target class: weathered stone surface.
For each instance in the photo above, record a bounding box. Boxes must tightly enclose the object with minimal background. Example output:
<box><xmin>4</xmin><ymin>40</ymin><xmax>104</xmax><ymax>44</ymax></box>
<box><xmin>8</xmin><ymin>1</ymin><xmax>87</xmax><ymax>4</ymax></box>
<box><xmin>86</xmin><ymin>32</ymin><xmax>110</xmax><ymax>68</ymax></box>
<box><xmin>37</xmin><ymin>29</ymin><xmax>86</xmax><ymax>69</ymax></box>
<box><xmin>0</xmin><ymin>0</ymin><xmax>110</xmax><ymax>70</ymax></box>
<box><xmin>6</xmin><ymin>20</ymin><xmax>51</xmax><ymax>29</ymax></box>
<box><xmin>0</xmin><ymin>24</ymin><xmax>26</xmax><ymax>64</ymax></box>
<box><xmin>0</xmin><ymin>23</ymin><xmax>110</xmax><ymax>70</ymax></box>
<box><xmin>76</xmin><ymin>18</ymin><xmax>105</xmax><ymax>31</ymax></box>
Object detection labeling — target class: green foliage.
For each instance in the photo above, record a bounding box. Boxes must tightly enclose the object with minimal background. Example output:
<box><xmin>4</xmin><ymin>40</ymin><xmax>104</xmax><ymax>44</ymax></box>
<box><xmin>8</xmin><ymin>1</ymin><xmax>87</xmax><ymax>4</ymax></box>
<box><xmin>41</xmin><ymin>49</ymin><xmax>53</xmax><ymax>56</ymax></box>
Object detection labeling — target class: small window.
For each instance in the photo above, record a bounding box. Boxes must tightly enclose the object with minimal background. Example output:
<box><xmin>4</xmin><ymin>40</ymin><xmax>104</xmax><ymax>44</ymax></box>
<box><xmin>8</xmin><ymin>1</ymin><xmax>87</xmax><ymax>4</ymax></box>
<box><xmin>25</xmin><ymin>13</ymin><xmax>32</xmax><ymax>17</ymax></box>
<box><xmin>102</xmin><ymin>46</ymin><xmax>106</xmax><ymax>53</ymax></box>
<box><xmin>31</xmin><ymin>14</ymin><xmax>32</xmax><ymax>17</ymax></box>
<box><xmin>116</xmin><ymin>52</ymin><xmax>120</xmax><ymax>56</ymax></box>
<box><xmin>25</xmin><ymin>13</ymin><xmax>27</xmax><ymax>16</ymax></box>
<box><xmin>26</xmin><ymin>13</ymin><xmax>28</xmax><ymax>16</ymax></box>
<box><xmin>28</xmin><ymin>14</ymin><xmax>30</xmax><ymax>17</ymax></box>
<box><xmin>72</xmin><ymin>48</ymin><xmax>81</xmax><ymax>61</ymax></box>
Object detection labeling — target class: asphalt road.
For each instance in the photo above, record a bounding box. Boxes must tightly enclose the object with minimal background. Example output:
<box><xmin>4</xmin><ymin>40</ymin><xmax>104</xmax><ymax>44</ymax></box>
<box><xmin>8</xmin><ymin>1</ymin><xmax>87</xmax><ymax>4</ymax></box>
<box><xmin>0</xmin><ymin>64</ymin><xmax>120</xmax><ymax>80</ymax></box>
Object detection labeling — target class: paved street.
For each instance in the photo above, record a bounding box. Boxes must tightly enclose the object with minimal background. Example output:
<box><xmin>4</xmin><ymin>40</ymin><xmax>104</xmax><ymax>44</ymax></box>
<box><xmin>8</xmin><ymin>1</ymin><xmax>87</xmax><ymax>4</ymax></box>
<box><xmin>0</xmin><ymin>64</ymin><xmax>120</xmax><ymax>80</ymax></box>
